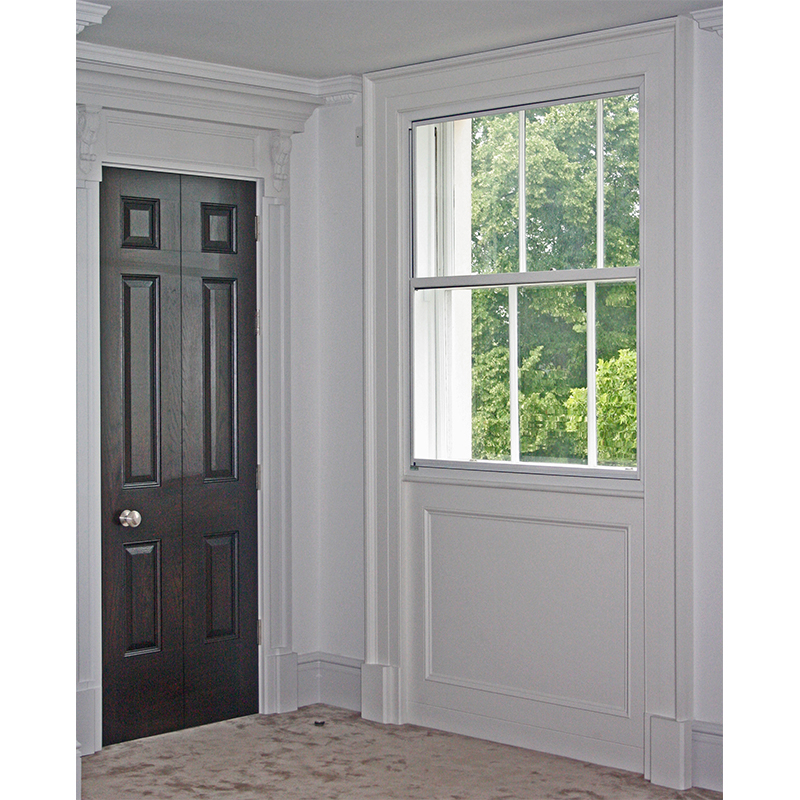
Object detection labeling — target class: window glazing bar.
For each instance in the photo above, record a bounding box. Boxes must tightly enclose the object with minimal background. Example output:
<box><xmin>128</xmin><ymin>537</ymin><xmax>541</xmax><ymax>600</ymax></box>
<box><xmin>410</xmin><ymin>266</ymin><xmax>638</xmax><ymax>291</ymax></box>
<box><xmin>587</xmin><ymin>98</ymin><xmax>604</xmax><ymax>467</ymax></box>
<box><xmin>509</xmin><ymin>110</ymin><xmax>526</xmax><ymax>463</ymax></box>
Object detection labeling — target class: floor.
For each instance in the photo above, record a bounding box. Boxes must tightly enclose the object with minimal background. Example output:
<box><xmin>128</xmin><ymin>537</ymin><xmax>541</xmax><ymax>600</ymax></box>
<box><xmin>81</xmin><ymin>704</ymin><xmax>723</xmax><ymax>800</ymax></box>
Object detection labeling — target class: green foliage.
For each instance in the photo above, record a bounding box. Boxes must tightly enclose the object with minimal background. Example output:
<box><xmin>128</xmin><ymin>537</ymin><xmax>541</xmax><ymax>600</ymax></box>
<box><xmin>471</xmin><ymin>287</ymin><xmax>511</xmax><ymax>460</ymax></box>
<box><xmin>595</xmin><ymin>348</ymin><xmax>637</xmax><ymax>465</ymax></box>
<box><xmin>525</xmin><ymin>102</ymin><xmax>597</xmax><ymax>271</ymax></box>
<box><xmin>565</xmin><ymin>349</ymin><xmax>638</xmax><ymax>466</ymax></box>
<box><xmin>468</xmin><ymin>95</ymin><xmax>640</xmax><ymax>465</ymax></box>
<box><xmin>471</xmin><ymin>113</ymin><xmax>519</xmax><ymax>274</ymax></box>
<box><xmin>602</xmin><ymin>95</ymin><xmax>640</xmax><ymax>269</ymax></box>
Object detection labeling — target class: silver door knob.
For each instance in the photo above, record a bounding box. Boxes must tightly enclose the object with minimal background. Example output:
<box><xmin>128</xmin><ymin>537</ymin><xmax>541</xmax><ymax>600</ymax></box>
<box><xmin>119</xmin><ymin>509</ymin><xmax>142</xmax><ymax>528</ymax></box>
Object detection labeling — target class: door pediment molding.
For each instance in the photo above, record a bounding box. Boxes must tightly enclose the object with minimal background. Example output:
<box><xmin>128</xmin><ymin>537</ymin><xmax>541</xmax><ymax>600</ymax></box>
<box><xmin>77</xmin><ymin>43</ymin><xmax>361</xmax><ymax>185</ymax></box>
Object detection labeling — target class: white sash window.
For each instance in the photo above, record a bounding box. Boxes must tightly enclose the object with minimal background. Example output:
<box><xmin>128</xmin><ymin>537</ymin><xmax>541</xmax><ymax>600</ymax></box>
<box><xmin>412</xmin><ymin>94</ymin><xmax>640</xmax><ymax>476</ymax></box>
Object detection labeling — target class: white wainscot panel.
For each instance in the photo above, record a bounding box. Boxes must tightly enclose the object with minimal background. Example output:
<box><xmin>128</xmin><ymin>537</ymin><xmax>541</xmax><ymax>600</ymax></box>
<box><xmin>424</xmin><ymin>510</ymin><xmax>630</xmax><ymax>714</ymax></box>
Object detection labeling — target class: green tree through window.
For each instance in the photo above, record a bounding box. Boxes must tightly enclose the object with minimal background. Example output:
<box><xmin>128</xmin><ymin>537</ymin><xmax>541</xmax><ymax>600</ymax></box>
<box><xmin>413</xmin><ymin>94</ymin><xmax>639</xmax><ymax>471</ymax></box>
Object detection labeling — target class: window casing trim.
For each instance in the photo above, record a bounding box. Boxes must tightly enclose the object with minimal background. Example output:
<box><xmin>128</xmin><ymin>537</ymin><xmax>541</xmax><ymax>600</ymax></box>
<box><xmin>409</xmin><ymin>88</ymin><xmax>643</xmax><ymax>479</ymax></box>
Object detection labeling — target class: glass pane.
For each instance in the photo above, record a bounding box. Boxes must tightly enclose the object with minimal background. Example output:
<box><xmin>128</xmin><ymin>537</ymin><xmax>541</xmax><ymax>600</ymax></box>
<box><xmin>525</xmin><ymin>101</ymin><xmax>597</xmax><ymax>271</ymax></box>
<box><xmin>603</xmin><ymin>94</ymin><xmax>640</xmax><ymax>268</ymax></box>
<box><xmin>413</xmin><ymin>287</ymin><xmax>478</xmax><ymax>461</ymax></box>
<box><xmin>517</xmin><ymin>284</ymin><xmax>587</xmax><ymax>463</ymax></box>
<box><xmin>471</xmin><ymin>287</ymin><xmax>511</xmax><ymax>460</ymax></box>
<box><xmin>595</xmin><ymin>281</ymin><xmax>637</xmax><ymax>467</ymax></box>
<box><xmin>413</xmin><ymin>120</ymin><xmax>475</xmax><ymax>278</ymax></box>
<box><xmin>471</xmin><ymin>112</ymin><xmax>520</xmax><ymax>275</ymax></box>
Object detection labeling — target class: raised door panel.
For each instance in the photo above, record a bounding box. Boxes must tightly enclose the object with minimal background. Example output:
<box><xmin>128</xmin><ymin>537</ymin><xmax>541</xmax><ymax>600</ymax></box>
<box><xmin>202</xmin><ymin>279</ymin><xmax>238</xmax><ymax>482</ymax></box>
<box><xmin>123</xmin><ymin>540</ymin><xmax>162</xmax><ymax>655</ymax></box>
<box><xmin>204</xmin><ymin>532</ymin><xmax>240</xmax><ymax>641</ymax></box>
<box><xmin>122</xmin><ymin>276</ymin><xmax>160</xmax><ymax>486</ymax></box>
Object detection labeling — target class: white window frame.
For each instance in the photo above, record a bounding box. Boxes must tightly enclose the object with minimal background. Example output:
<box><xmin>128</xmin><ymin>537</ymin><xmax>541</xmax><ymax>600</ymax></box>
<box><xmin>410</xmin><ymin>92</ymin><xmax>642</xmax><ymax>480</ymax></box>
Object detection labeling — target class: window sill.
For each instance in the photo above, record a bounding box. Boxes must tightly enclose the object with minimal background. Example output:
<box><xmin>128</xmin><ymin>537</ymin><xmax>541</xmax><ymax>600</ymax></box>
<box><xmin>406</xmin><ymin>459</ymin><xmax>643</xmax><ymax>498</ymax></box>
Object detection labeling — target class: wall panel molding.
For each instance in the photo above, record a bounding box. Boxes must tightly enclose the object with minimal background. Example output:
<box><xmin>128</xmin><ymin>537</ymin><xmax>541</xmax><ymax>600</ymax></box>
<box><xmin>422</xmin><ymin>509</ymin><xmax>631</xmax><ymax>716</ymax></box>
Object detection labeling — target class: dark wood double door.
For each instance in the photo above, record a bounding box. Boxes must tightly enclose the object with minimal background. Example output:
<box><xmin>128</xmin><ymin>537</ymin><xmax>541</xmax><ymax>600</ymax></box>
<box><xmin>100</xmin><ymin>168</ymin><xmax>258</xmax><ymax>745</ymax></box>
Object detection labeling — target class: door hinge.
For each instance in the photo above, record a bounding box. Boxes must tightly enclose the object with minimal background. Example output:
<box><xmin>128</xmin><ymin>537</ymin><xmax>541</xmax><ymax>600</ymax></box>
<box><xmin>257</xmin><ymin>619</ymin><xmax>262</xmax><ymax>646</ymax></box>
<box><xmin>255</xmin><ymin>215</ymin><xmax>260</xmax><ymax>241</ymax></box>
<box><xmin>256</xmin><ymin>464</ymin><xmax>261</xmax><ymax>490</ymax></box>
<box><xmin>255</xmin><ymin>309</ymin><xmax>261</xmax><ymax>336</ymax></box>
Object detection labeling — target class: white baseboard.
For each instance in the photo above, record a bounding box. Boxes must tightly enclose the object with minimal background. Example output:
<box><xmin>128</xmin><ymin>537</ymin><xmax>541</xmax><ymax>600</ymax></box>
<box><xmin>360</xmin><ymin>663</ymin><xmax>400</xmax><ymax>724</ymax></box>
<box><xmin>692</xmin><ymin>721</ymin><xmax>722</xmax><ymax>792</ymax></box>
<box><xmin>262</xmin><ymin>652</ymin><xmax>299</xmax><ymax>714</ymax></box>
<box><xmin>297</xmin><ymin>652</ymin><xmax>363</xmax><ymax>712</ymax></box>
<box><xmin>647</xmin><ymin>715</ymin><xmax>692</xmax><ymax>790</ymax></box>
<box><xmin>76</xmin><ymin>685</ymin><xmax>101</xmax><ymax>756</ymax></box>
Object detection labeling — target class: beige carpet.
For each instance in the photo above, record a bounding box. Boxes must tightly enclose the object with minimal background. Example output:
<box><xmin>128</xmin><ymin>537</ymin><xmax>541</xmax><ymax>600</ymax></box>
<box><xmin>81</xmin><ymin>704</ymin><xmax>722</xmax><ymax>800</ymax></box>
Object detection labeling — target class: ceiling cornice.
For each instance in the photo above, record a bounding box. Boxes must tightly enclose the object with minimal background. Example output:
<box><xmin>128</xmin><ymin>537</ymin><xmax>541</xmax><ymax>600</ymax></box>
<box><xmin>76</xmin><ymin>41</ymin><xmax>361</xmax><ymax>105</ymax></box>
<box><xmin>76</xmin><ymin>1</ymin><xmax>110</xmax><ymax>34</ymax></box>
<box><xmin>76</xmin><ymin>42</ymin><xmax>363</xmax><ymax>133</ymax></box>
<box><xmin>691</xmin><ymin>7</ymin><xmax>723</xmax><ymax>36</ymax></box>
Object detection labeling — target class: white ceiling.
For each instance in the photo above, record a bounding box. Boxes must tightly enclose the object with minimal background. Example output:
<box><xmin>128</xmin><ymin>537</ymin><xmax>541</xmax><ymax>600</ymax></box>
<box><xmin>77</xmin><ymin>0</ymin><xmax>721</xmax><ymax>80</ymax></box>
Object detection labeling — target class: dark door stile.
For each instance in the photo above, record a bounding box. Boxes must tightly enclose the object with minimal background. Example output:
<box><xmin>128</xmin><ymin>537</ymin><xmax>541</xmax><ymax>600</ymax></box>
<box><xmin>100</xmin><ymin>168</ymin><xmax>258</xmax><ymax>746</ymax></box>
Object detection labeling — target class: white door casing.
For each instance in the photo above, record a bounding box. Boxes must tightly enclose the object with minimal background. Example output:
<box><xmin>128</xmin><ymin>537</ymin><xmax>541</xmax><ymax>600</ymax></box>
<box><xmin>362</xmin><ymin>18</ymin><xmax>695</xmax><ymax>790</ymax></box>
<box><xmin>76</xmin><ymin>41</ymin><xmax>359</xmax><ymax>754</ymax></box>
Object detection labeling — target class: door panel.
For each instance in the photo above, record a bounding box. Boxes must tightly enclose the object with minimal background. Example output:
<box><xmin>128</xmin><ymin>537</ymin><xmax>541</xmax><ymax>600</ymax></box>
<box><xmin>101</xmin><ymin>168</ymin><xmax>257</xmax><ymax>746</ymax></box>
<box><xmin>180</xmin><ymin>174</ymin><xmax>258</xmax><ymax>728</ymax></box>
<box><xmin>121</xmin><ymin>276</ymin><xmax>160</xmax><ymax>486</ymax></box>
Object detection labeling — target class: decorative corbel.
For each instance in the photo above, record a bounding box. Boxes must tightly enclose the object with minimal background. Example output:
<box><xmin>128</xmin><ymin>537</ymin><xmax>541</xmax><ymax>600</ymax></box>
<box><xmin>77</xmin><ymin>105</ymin><xmax>102</xmax><ymax>176</ymax></box>
<box><xmin>269</xmin><ymin>131</ymin><xmax>293</xmax><ymax>193</ymax></box>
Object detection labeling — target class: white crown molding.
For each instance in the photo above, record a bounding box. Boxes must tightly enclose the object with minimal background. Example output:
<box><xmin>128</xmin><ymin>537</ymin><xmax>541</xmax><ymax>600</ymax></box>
<box><xmin>691</xmin><ymin>7</ymin><xmax>723</xmax><ymax>36</ymax></box>
<box><xmin>76</xmin><ymin>43</ymin><xmax>361</xmax><ymax>131</ymax></box>
<box><xmin>316</xmin><ymin>76</ymin><xmax>363</xmax><ymax>105</ymax></box>
<box><xmin>76</xmin><ymin>1</ymin><xmax>110</xmax><ymax>34</ymax></box>
<box><xmin>77</xmin><ymin>42</ymin><xmax>326</xmax><ymax>133</ymax></box>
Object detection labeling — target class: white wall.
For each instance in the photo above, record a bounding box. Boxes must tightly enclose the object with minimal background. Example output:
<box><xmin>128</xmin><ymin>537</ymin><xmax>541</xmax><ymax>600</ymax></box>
<box><xmin>316</xmin><ymin>97</ymin><xmax>365</xmax><ymax>661</ymax></box>
<box><xmin>290</xmin><ymin>23</ymin><xmax>721</xmax><ymax>787</ymax></box>
<box><xmin>691</xmin><ymin>23</ymin><xmax>723</xmax><ymax>792</ymax></box>
<box><xmin>693</xmin><ymin>24</ymin><xmax>723</xmax><ymax>729</ymax></box>
<box><xmin>290</xmin><ymin>108</ymin><xmax>323</xmax><ymax>657</ymax></box>
<box><xmin>291</xmin><ymin>97</ymin><xmax>365</xmax><ymax>664</ymax></box>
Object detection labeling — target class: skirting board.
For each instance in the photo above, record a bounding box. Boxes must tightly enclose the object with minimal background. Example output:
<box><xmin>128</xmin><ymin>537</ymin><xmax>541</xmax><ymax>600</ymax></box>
<box><xmin>692</xmin><ymin>721</ymin><xmax>723</xmax><ymax>792</ymax></box>
<box><xmin>297</xmin><ymin>652</ymin><xmax>363</xmax><ymax>712</ymax></box>
<box><xmin>76</xmin><ymin>685</ymin><xmax>102</xmax><ymax>756</ymax></box>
